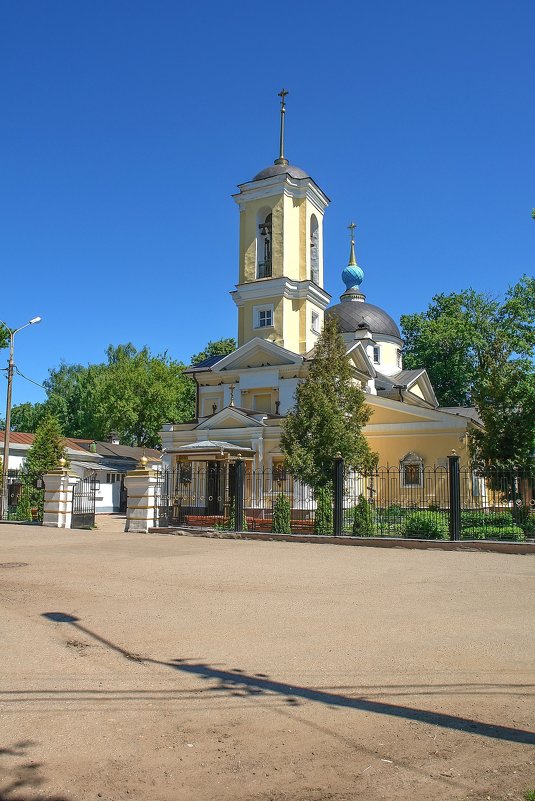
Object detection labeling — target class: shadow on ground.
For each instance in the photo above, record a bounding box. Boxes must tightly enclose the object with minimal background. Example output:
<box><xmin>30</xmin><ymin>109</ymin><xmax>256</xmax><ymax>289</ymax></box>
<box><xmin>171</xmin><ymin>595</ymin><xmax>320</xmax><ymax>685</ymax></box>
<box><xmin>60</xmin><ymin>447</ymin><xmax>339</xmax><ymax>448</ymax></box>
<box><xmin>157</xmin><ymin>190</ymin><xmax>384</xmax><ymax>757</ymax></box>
<box><xmin>0</xmin><ymin>742</ymin><xmax>71</xmax><ymax>801</ymax></box>
<box><xmin>40</xmin><ymin>612</ymin><xmax>535</xmax><ymax>746</ymax></box>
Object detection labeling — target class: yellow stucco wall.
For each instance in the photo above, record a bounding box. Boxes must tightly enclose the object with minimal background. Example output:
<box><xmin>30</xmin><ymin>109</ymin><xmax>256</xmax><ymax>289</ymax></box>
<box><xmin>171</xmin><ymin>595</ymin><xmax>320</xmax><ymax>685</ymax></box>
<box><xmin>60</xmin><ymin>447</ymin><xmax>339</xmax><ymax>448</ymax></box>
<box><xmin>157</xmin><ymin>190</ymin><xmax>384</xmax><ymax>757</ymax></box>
<box><xmin>369</xmin><ymin>406</ymin><xmax>431</xmax><ymax>425</ymax></box>
<box><xmin>239</xmin><ymin>295</ymin><xmax>284</xmax><ymax>347</ymax></box>
<box><xmin>366</xmin><ymin>431</ymin><xmax>469</xmax><ymax>468</ymax></box>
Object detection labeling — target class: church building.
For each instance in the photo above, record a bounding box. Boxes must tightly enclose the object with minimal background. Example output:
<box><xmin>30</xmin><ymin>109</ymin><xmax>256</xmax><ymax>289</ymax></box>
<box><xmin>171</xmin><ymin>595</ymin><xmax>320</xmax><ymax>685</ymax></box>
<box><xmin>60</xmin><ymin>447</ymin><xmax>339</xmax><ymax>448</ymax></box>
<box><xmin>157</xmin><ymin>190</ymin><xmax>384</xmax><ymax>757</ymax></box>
<box><xmin>161</xmin><ymin>92</ymin><xmax>480</xmax><ymax>489</ymax></box>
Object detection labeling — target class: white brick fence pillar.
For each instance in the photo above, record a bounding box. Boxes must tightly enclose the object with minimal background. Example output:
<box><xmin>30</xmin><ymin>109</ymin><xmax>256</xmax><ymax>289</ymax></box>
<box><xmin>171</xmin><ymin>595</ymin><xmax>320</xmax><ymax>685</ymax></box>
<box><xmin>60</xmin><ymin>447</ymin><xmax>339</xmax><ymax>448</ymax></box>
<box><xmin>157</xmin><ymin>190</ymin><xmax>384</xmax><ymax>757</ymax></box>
<box><xmin>124</xmin><ymin>457</ymin><xmax>160</xmax><ymax>533</ymax></box>
<box><xmin>42</xmin><ymin>462</ymin><xmax>80</xmax><ymax>528</ymax></box>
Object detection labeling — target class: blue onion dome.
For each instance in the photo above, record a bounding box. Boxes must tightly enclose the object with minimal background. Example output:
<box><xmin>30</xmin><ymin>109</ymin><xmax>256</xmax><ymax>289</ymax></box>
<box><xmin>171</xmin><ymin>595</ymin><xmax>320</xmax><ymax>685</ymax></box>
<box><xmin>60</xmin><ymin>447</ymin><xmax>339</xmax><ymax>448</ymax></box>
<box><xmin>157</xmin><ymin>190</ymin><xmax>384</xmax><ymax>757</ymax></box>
<box><xmin>339</xmin><ymin>223</ymin><xmax>365</xmax><ymax>302</ymax></box>
<box><xmin>342</xmin><ymin>263</ymin><xmax>364</xmax><ymax>290</ymax></box>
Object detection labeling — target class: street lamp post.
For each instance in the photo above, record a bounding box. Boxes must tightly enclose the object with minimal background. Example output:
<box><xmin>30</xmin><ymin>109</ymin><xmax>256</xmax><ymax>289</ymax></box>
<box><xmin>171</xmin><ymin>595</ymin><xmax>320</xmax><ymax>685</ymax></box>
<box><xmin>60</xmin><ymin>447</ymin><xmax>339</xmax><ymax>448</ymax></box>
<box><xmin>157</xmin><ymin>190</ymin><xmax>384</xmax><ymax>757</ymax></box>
<box><xmin>0</xmin><ymin>317</ymin><xmax>42</xmax><ymax>518</ymax></box>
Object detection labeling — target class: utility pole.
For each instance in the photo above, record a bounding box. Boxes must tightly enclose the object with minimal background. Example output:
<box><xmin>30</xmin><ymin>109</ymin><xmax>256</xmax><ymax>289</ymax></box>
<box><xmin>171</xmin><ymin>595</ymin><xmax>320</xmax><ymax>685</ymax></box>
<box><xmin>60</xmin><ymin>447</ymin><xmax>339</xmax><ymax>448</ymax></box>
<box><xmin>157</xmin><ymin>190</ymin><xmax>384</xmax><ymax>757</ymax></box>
<box><xmin>1</xmin><ymin>317</ymin><xmax>41</xmax><ymax>518</ymax></box>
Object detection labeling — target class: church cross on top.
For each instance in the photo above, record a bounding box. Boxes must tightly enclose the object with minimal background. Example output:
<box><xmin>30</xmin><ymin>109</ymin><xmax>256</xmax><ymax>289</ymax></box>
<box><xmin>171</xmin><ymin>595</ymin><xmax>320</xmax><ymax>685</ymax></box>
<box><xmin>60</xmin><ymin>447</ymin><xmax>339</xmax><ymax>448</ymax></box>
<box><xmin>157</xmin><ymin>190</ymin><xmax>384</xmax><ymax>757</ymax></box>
<box><xmin>275</xmin><ymin>88</ymin><xmax>289</xmax><ymax>166</ymax></box>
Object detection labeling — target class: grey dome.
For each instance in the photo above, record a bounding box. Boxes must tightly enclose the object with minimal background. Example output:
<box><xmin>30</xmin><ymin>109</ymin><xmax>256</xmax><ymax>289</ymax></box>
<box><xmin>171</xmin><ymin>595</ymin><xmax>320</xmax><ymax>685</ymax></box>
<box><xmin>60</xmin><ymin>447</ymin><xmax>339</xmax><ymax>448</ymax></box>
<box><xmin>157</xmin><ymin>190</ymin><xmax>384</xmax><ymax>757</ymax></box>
<box><xmin>253</xmin><ymin>163</ymin><xmax>309</xmax><ymax>181</ymax></box>
<box><xmin>326</xmin><ymin>301</ymin><xmax>401</xmax><ymax>339</ymax></box>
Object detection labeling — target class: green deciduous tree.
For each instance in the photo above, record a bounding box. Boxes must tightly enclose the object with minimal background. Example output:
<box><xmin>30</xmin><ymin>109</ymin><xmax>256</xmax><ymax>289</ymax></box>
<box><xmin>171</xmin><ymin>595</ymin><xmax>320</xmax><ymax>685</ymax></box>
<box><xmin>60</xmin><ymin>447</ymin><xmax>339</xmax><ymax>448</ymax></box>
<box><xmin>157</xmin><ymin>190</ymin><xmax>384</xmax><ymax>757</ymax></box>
<box><xmin>190</xmin><ymin>338</ymin><xmax>236</xmax><ymax>366</ymax></box>
<box><xmin>8</xmin><ymin>343</ymin><xmax>199</xmax><ymax>446</ymax></box>
<box><xmin>470</xmin><ymin>360</ymin><xmax>535</xmax><ymax>470</ymax></box>
<box><xmin>281</xmin><ymin>316</ymin><xmax>376</xmax><ymax>492</ymax></box>
<box><xmin>94</xmin><ymin>345</ymin><xmax>195</xmax><ymax>447</ymax></box>
<box><xmin>400</xmin><ymin>277</ymin><xmax>535</xmax><ymax>407</ymax></box>
<box><xmin>400</xmin><ymin>276</ymin><xmax>535</xmax><ymax>470</ymax></box>
<box><xmin>0</xmin><ymin>323</ymin><xmax>8</xmax><ymax>351</ymax></box>
<box><xmin>10</xmin><ymin>402</ymin><xmax>47</xmax><ymax>433</ymax></box>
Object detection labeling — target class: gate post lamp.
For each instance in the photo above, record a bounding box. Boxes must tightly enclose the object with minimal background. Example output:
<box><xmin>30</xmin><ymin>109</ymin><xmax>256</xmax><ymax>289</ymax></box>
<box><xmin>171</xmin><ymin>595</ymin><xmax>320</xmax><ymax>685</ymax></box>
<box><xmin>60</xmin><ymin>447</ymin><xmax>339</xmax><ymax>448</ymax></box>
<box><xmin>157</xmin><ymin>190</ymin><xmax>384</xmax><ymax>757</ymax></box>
<box><xmin>0</xmin><ymin>316</ymin><xmax>42</xmax><ymax>518</ymax></box>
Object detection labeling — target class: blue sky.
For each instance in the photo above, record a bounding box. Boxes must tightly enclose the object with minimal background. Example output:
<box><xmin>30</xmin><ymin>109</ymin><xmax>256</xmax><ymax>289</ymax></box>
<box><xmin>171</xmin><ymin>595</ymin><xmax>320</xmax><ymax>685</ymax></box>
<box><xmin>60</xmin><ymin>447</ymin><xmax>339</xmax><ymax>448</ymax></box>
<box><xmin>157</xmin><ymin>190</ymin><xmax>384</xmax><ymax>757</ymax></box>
<box><xmin>1</xmin><ymin>0</ymin><xmax>533</xmax><ymax>406</ymax></box>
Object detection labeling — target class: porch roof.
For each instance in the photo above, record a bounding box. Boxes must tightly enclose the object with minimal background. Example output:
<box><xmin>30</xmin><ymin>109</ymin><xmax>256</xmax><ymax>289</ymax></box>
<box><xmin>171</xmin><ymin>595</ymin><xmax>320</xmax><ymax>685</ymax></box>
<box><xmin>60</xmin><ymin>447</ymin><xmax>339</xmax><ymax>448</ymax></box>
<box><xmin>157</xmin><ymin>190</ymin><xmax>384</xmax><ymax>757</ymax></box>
<box><xmin>169</xmin><ymin>440</ymin><xmax>255</xmax><ymax>457</ymax></box>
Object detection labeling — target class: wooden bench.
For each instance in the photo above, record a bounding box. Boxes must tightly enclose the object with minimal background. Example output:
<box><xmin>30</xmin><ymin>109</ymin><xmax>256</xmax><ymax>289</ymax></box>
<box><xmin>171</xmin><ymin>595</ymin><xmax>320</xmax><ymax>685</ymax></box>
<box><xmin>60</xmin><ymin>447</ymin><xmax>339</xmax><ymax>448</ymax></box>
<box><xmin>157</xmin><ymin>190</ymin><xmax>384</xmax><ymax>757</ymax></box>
<box><xmin>184</xmin><ymin>515</ymin><xmax>226</xmax><ymax>527</ymax></box>
<box><xmin>247</xmin><ymin>518</ymin><xmax>315</xmax><ymax>533</ymax></box>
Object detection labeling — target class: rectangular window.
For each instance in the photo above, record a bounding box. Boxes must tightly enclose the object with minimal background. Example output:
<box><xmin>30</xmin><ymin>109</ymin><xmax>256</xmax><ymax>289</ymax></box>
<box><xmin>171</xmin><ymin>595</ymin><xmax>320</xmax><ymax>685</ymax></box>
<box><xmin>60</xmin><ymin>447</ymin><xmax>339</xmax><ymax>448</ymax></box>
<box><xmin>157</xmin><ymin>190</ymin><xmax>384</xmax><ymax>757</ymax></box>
<box><xmin>254</xmin><ymin>306</ymin><xmax>274</xmax><ymax>328</ymax></box>
<box><xmin>373</xmin><ymin>346</ymin><xmax>380</xmax><ymax>364</ymax></box>
<box><xmin>311</xmin><ymin>311</ymin><xmax>320</xmax><ymax>333</ymax></box>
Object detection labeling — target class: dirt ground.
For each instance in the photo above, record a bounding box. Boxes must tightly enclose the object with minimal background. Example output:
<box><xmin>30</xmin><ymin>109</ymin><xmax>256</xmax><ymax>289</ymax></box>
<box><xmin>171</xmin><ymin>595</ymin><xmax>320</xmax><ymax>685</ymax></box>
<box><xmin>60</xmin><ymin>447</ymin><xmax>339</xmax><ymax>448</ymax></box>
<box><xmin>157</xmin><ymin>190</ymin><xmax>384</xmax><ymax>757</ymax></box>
<box><xmin>0</xmin><ymin>522</ymin><xmax>533</xmax><ymax>801</ymax></box>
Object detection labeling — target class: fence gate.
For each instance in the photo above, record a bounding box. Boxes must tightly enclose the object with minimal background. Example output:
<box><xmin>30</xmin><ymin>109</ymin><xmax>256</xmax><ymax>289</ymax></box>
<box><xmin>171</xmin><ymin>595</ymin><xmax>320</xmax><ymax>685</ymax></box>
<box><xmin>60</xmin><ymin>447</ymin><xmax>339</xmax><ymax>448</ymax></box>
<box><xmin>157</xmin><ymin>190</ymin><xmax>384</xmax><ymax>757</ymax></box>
<box><xmin>71</xmin><ymin>475</ymin><xmax>97</xmax><ymax>529</ymax></box>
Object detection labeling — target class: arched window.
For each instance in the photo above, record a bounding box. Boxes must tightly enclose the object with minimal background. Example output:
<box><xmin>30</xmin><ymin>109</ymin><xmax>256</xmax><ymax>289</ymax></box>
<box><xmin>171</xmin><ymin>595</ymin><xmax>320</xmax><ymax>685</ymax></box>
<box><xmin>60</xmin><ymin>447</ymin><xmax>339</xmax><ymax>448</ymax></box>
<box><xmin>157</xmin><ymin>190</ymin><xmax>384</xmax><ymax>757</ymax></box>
<box><xmin>310</xmin><ymin>215</ymin><xmax>319</xmax><ymax>283</ymax></box>
<box><xmin>257</xmin><ymin>212</ymin><xmax>272</xmax><ymax>278</ymax></box>
<box><xmin>400</xmin><ymin>452</ymin><xmax>424</xmax><ymax>488</ymax></box>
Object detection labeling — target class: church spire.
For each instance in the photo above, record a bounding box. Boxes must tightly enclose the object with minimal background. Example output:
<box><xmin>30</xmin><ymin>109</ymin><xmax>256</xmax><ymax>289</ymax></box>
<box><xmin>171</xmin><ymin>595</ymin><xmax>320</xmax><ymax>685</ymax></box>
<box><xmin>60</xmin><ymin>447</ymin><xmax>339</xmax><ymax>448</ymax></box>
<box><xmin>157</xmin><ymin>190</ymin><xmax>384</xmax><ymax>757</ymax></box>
<box><xmin>347</xmin><ymin>221</ymin><xmax>358</xmax><ymax>266</ymax></box>
<box><xmin>341</xmin><ymin>222</ymin><xmax>365</xmax><ymax>302</ymax></box>
<box><xmin>274</xmin><ymin>88</ymin><xmax>289</xmax><ymax>166</ymax></box>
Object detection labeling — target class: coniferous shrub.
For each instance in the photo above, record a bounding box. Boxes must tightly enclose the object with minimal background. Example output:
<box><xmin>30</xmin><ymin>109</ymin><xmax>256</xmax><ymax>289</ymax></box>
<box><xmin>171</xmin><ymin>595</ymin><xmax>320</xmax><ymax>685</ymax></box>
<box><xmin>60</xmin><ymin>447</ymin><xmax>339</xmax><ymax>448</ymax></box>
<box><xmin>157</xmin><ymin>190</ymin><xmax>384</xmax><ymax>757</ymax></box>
<box><xmin>15</xmin><ymin>491</ymin><xmax>33</xmax><ymax>522</ymax></box>
<box><xmin>352</xmin><ymin>495</ymin><xmax>374</xmax><ymax>537</ymax></box>
<box><xmin>315</xmin><ymin>487</ymin><xmax>333</xmax><ymax>535</ymax></box>
<box><xmin>272</xmin><ymin>494</ymin><xmax>291</xmax><ymax>534</ymax></box>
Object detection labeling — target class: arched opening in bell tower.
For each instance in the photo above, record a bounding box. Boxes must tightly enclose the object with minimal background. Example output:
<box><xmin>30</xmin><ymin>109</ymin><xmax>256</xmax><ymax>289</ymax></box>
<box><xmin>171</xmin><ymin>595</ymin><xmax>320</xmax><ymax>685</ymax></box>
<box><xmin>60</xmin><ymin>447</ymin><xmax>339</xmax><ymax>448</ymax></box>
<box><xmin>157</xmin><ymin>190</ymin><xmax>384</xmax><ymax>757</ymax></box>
<box><xmin>256</xmin><ymin>209</ymin><xmax>273</xmax><ymax>279</ymax></box>
<box><xmin>310</xmin><ymin>214</ymin><xmax>319</xmax><ymax>284</ymax></box>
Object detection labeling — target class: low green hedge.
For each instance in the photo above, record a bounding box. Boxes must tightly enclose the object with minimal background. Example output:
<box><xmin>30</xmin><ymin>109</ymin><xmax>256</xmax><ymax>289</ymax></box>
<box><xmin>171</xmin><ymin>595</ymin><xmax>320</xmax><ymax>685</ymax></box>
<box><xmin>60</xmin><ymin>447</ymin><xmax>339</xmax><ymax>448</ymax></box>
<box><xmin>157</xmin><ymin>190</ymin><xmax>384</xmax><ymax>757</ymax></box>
<box><xmin>402</xmin><ymin>511</ymin><xmax>449</xmax><ymax>539</ymax></box>
<box><xmin>461</xmin><ymin>510</ymin><xmax>514</xmax><ymax>528</ymax></box>
<box><xmin>462</xmin><ymin>525</ymin><xmax>525</xmax><ymax>542</ymax></box>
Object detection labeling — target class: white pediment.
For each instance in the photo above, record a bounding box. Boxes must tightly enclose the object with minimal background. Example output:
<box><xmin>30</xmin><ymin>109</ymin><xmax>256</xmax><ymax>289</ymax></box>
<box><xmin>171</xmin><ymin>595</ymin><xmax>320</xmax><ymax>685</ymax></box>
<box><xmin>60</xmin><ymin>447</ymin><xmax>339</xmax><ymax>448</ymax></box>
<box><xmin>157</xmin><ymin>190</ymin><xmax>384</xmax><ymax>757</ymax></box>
<box><xmin>196</xmin><ymin>407</ymin><xmax>265</xmax><ymax>430</ymax></box>
<box><xmin>346</xmin><ymin>341</ymin><xmax>376</xmax><ymax>378</ymax></box>
<box><xmin>212</xmin><ymin>338</ymin><xmax>302</xmax><ymax>372</ymax></box>
<box><xmin>405</xmin><ymin>371</ymin><xmax>438</xmax><ymax>408</ymax></box>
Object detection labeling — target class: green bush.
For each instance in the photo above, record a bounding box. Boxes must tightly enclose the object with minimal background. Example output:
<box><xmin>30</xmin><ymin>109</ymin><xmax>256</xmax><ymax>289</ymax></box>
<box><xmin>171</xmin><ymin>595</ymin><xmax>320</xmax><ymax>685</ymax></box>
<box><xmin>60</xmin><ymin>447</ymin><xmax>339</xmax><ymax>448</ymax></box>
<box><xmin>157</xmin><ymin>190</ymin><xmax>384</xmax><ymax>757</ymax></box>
<box><xmin>462</xmin><ymin>525</ymin><xmax>524</xmax><ymax>541</ymax></box>
<box><xmin>512</xmin><ymin>504</ymin><xmax>535</xmax><ymax>536</ymax></box>
<box><xmin>402</xmin><ymin>511</ymin><xmax>449</xmax><ymax>539</ymax></box>
<box><xmin>315</xmin><ymin>487</ymin><xmax>333</xmax><ymax>535</ymax></box>
<box><xmin>461</xmin><ymin>509</ymin><xmax>514</xmax><ymax>528</ymax></box>
<box><xmin>272</xmin><ymin>494</ymin><xmax>291</xmax><ymax>535</ymax></box>
<box><xmin>485</xmin><ymin>525</ymin><xmax>524</xmax><ymax>541</ymax></box>
<box><xmin>352</xmin><ymin>495</ymin><xmax>374</xmax><ymax>537</ymax></box>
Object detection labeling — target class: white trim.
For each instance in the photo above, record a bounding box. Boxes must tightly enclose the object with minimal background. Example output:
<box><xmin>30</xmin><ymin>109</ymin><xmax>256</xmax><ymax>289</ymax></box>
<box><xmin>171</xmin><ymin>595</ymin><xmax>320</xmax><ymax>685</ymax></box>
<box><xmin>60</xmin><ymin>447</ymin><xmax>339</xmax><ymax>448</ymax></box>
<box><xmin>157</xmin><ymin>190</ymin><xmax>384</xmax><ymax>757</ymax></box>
<box><xmin>233</xmin><ymin>175</ymin><xmax>330</xmax><ymax>215</ymax></box>
<box><xmin>231</xmin><ymin>277</ymin><xmax>331</xmax><ymax>309</ymax></box>
<box><xmin>212</xmin><ymin>337</ymin><xmax>303</xmax><ymax>372</ymax></box>
<box><xmin>399</xmin><ymin>452</ymin><xmax>424</xmax><ymax>488</ymax></box>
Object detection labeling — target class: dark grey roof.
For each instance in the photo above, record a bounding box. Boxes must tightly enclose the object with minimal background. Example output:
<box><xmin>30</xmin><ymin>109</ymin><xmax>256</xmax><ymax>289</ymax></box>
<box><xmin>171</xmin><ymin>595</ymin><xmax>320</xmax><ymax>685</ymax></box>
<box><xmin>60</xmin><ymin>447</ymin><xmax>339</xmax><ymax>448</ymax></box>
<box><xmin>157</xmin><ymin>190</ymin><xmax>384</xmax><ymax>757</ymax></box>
<box><xmin>439</xmin><ymin>406</ymin><xmax>483</xmax><ymax>424</ymax></box>
<box><xmin>253</xmin><ymin>163</ymin><xmax>310</xmax><ymax>181</ymax></box>
<box><xmin>186</xmin><ymin>353</ymin><xmax>228</xmax><ymax>372</ymax></box>
<box><xmin>74</xmin><ymin>440</ymin><xmax>161</xmax><ymax>461</ymax></box>
<box><xmin>326</xmin><ymin>301</ymin><xmax>401</xmax><ymax>339</ymax></box>
<box><xmin>375</xmin><ymin>369</ymin><xmax>424</xmax><ymax>391</ymax></box>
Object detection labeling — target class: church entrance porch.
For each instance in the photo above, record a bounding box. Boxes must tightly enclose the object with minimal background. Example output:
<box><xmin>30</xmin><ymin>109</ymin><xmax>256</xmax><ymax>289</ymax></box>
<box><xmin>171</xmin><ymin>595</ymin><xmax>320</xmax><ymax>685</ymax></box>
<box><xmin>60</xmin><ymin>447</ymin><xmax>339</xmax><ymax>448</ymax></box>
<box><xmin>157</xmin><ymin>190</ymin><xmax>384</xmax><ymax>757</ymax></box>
<box><xmin>158</xmin><ymin>441</ymin><xmax>255</xmax><ymax>527</ymax></box>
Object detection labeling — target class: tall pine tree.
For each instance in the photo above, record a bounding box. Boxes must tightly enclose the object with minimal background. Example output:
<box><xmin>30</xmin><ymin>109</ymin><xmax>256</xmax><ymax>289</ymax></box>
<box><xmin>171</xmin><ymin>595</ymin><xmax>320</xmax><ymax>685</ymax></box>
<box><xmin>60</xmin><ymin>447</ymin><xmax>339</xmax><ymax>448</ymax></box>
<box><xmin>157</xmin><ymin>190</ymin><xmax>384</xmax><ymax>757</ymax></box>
<box><xmin>22</xmin><ymin>414</ymin><xmax>68</xmax><ymax>520</ymax></box>
<box><xmin>281</xmin><ymin>317</ymin><xmax>376</xmax><ymax>491</ymax></box>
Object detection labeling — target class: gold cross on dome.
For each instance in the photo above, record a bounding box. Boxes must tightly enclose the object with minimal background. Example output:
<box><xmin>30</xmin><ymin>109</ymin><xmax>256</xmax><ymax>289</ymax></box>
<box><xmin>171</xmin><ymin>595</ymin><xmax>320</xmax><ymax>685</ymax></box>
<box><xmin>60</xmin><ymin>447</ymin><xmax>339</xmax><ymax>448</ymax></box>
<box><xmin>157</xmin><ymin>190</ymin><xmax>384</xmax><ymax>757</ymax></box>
<box><xmin>348</xmin><ymin>222</ymin><xmax>356</xmax><ymax>238</ymax></box>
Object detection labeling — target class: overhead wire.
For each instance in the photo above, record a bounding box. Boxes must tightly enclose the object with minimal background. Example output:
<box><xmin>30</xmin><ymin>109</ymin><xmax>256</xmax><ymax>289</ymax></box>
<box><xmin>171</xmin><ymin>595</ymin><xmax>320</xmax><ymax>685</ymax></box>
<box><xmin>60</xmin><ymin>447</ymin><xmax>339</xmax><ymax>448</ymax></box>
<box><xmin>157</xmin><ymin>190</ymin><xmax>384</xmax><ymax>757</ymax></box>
<box><xmin>14</xmin><ymin>366</ymin><xmax>46</xmax><ymax>389</ymax></box>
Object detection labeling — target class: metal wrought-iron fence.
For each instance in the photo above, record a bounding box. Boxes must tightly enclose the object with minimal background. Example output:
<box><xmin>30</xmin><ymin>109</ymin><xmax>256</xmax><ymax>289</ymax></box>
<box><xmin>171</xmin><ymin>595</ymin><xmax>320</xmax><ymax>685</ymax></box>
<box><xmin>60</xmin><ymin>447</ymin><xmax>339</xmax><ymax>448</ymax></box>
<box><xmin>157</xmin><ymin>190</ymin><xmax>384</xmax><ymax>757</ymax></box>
<box><xmin>342</xmin><ymin>466</ymin><xmax>450</xmax><ymax>539</ymax></box>
<box><xmin>0</xmin><ymin>469</ymin><xmax>43</xmax><ymax>522</ymax></box>
<box><xmin>459</xmin><ymin>467</ymin><xmax>534</xmax><ymax>541</ymax></box>
<box><xmin>154</xmin><ymin>460</ymin><xmax>534</xmax><ymax>542</ymax></box>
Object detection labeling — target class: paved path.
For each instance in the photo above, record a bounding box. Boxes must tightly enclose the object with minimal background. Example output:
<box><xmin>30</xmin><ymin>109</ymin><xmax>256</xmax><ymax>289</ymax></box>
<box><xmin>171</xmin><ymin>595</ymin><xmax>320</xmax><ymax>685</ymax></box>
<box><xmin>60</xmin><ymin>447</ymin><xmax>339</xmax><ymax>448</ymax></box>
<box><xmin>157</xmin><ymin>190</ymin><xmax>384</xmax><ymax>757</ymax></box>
<box><xmin>0</xmin><ymin>524</ymin><xmax>533</xmax><ymax>801</ymax></box>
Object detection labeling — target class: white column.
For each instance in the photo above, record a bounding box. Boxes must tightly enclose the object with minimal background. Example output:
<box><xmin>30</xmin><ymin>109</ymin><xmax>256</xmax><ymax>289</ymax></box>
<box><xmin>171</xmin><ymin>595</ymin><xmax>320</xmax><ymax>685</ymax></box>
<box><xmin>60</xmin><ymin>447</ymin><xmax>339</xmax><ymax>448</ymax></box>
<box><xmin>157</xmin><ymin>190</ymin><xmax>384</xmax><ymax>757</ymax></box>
<box><xmin>124</xmin><ymin>462</ymin><xmax>160</xmax><ymax>533</ymax></box>
<box><xmin>42</xmin><ymin>469</ymin><xmax>80</xmax><ymax>528</ymax></box>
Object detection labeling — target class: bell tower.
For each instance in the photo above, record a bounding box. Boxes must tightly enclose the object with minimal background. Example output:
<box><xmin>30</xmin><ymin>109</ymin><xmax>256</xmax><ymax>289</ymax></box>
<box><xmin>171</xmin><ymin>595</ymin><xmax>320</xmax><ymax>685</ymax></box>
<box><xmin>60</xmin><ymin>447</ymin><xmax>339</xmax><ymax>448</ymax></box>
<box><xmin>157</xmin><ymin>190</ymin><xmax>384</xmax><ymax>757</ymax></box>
<box><xmin>231</xmin><ymin>90</ymin><xmax>331</xmax><ymax>354</ymax></box>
